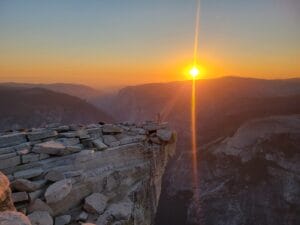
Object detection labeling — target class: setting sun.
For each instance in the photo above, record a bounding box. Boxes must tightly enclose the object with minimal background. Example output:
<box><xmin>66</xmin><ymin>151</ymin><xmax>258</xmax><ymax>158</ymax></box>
<box><xmin>189</xmin><ymin>67</ymin><xmax>200</xmax><ymax>78</ymax></box>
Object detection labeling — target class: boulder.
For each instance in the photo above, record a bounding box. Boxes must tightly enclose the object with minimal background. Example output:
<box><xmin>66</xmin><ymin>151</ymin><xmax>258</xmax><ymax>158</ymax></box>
<box><xmin>28</xmin><ymin>190</ymin><xmax>43</xmax><ymax>202</ymax></box>
<box><xmin>65</xmin><ymin>145</ymin><xmax>82</xmax><ymax>154</ymax></box>
<box><xmin>103</xmin><ymin>135</ymin><xmax>118</xmax><ymax>147</ymax></box>
<box><xmin>77</xmin><ymin>211</ymin><xmax>88</xmax><ymax>222</ymax></box>
<box><xmin>45</xmin><ymin>170</ymin><xmax>65</xmax><ymax>182</ymax></box>
<box><xmin>86</xmin><ymin>127</ymin><xmax>102</xmax><ymax>139</ymax></box>
<box><xmin>45</xmin><ymin>179</ymin><xmax>72</xmax><ymax>204</ymax></box>
<box><xmin>0</xmin><ymin>211</ymin><xmax>31</xmax><ymax>225</ymax></box>
<box><xmin>156</xmin><ymin>129</ymin><xmax>173</xmax><ymax>142</ymax></box>
<box><xmin>105</xmin><ymin>200</ymin><xmax>133</xmax><ymax>221</ymax></box>
<box><xmin>11</xmin><ymin>179</ymin><xmax>39</xmax><ymax>192</ymax></box>
<box><xmin>92</xmin><ymin>139</ymin><xmax>108</xmax><ymax>150</ymax></box>
<box><xmin>28</xmin><ymin>211</ymin><xmax>53</xmax><ymax>225</ymax></box>
<box><xmin>12</xmin><ymin>192</ymin><xmax>28</xmax><ymax>203</ymax></box>
<box><xmin>28</xmin><ymin>199</ymin><xmax>54</xmax><ymax>215</ymax></box>
<box><xmin>96</xmin><ymin>212</ymin><xmax>114</xmax><ymax>225</ymax></box>
<box><xmin>84</xmin><ymin>193</ymin><xmax>108</xmax><ymax>214</ymax></box>
<box><xmin>54</xmin><ymin>215</ymin><xmax>71</xmax><ymax>225</ymax></box>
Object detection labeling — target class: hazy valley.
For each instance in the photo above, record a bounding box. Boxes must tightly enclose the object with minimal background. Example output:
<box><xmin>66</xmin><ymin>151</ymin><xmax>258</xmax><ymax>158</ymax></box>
<box><xmin>0</xmin><ymin>77</ymin><xmax>299</xmax><ymax>224</ymax></box>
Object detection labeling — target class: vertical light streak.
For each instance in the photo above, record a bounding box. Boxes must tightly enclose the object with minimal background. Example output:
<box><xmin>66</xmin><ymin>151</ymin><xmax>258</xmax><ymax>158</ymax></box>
<box><xmin>191</xmin><ymin>0</ymin><xmax>200</xmax><ymax>193</ymax></box>
<box><xmin>191</xmin><ymin>78</ymin><xmax>199</xmax><ymax>188</ymax></box>
<box><xmin>193</xmin><ymin>0</ymin><xmax>201</xmax><ymax>66</ymax></box>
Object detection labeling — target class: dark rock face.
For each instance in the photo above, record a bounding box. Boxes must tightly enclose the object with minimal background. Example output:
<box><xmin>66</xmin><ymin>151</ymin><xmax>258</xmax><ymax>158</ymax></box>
<box><xmin>156</xmin><ymin>116</ymin><xmax>300</xmax><ymax>225</ymax></box>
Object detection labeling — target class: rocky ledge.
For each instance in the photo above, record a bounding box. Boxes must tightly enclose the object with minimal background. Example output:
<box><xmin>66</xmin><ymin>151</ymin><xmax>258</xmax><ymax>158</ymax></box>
<box><xmin>0</xmin><ymin>121</ymin><xmax>176</xmax><ymax>225</ymax></box>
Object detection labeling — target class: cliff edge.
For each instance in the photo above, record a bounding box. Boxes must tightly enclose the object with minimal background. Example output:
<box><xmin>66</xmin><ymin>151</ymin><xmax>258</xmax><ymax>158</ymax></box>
<box><xmin>0</xmin><ymin>121</ymin><xmax>176</xmax><ymax>225</ymax></box>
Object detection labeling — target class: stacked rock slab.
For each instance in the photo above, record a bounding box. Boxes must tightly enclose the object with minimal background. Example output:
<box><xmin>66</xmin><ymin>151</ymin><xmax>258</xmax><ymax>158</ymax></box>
<box><xmin>0</xmin><ymin>121</ymin><xmax>176</xmax><ymax>225</ymax></box>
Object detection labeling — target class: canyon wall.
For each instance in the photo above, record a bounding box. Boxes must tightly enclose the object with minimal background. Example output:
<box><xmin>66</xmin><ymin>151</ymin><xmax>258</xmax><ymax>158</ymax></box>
<box><xmin>156</xmin><ymin>115</ymin><xmax>300</xmax><ymax>225</ymax></box>
<box><xmin>0</xmin><ymin>121</ymin><xmax>176</xmax><ymax>225</ymax></box>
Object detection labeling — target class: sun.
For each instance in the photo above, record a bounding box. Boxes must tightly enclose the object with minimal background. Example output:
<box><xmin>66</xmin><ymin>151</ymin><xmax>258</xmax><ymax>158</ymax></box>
<box><xmin>189</xmin><ymin>66</ymin><xmax>200</xmax><ymax>79</ymax></box>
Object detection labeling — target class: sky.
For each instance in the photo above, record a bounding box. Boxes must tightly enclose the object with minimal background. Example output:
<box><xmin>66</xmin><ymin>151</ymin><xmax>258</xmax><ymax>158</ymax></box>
<box><xmin>0</xmin><ymin>0</ymin><xmax>299</xmax><ymax>89</ymax></box>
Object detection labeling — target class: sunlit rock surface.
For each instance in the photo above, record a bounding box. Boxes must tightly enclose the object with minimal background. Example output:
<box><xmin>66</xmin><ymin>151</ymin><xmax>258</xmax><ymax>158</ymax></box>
<box><xmin>0</xmin><ymin>122</ymin><xmax>176</xmax><ymax>225</ymax></box>
<box><xmin>0</xmin><ymin>172</ymin><xmax>15</xmax><ymax>212</ymax></box>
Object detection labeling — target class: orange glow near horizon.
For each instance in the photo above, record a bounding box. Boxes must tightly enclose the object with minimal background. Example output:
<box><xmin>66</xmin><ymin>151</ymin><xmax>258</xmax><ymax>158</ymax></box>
<box><xmin>0</xmin><ymin>1</ymin><xmax>299</xmax><ymax>88</ymax></box>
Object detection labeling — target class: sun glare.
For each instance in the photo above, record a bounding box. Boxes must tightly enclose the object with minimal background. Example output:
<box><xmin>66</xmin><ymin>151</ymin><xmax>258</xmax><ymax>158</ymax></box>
<box><xmin>189</xmin><ymin>67</ymin><xmax>200</xmax><ymax>78</ymax></box>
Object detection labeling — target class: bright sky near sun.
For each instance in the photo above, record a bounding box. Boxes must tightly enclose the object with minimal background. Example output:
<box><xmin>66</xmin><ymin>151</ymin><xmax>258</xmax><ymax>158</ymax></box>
<box><xmin>0</xmin><ymin>0</ymin><xmax>299</xmax><ymax>88</ymax></box>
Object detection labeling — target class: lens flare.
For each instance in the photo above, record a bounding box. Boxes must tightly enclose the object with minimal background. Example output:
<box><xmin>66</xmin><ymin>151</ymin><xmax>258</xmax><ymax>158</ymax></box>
<box><xmin>190</xmin><ymin>0</ymin><xmax>201</xmax><ymax>202</ymax></box>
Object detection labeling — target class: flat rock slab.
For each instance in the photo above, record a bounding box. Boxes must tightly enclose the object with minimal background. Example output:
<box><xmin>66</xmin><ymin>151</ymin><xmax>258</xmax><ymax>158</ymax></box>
<box><xmin>102</xmin><ymin>124</ymin><xmax>123</xmax><ymax>134</ymax></box>
<box><xmin>0</xmin><ymin>152</ymin><xmax>17</xmax><ymax>160</ymax></box>
<box><xmin>14</xmin><ymin>167</ymin><xmax>44</xmax><ymax>179</ymax></box>
<box><xmin>0</xmin><ymin>155</ymin><xmax>21</xmax><ymax>170</ymax></box>
<box><xmin>57</xmin><ymin>138</ymin><xmax>80</xmax><ymax>146</ymax></box>
<box><xmin>0</xmin><ymin>146</ymin><xmax>16</xmax><ymax>155</ymax></box>
<box><xmin>28</xmin><ymin>211</ymin><xmax>53</xmax><ymax>225</ymax></box>
<box><xmin>84</xmin><ymin>193</ymin><xmax>108</xmax><ymax>214</ymax></box>
<box><xmin>33</xmin><ymin>141</ymin><xmax>66</xmax><ymax>155</ymax></box>
<box><xmin>0</xmin><ymin>133</ymin><xmax>27</xmax><ymax>148</ymax></box>
<box><xmin>27</xmin><ymin>129</ymin><xmax>57</xmax><ymax>141</ymax></box>
<box><xmin>45</xmin><ymin>179</ymin><xmax>72</xmax><ymax>204</ymax></box>
<box><xmin>21</xmin><ymin>153</ymin><xmax>40</xmax><ymax>164</ymax></box>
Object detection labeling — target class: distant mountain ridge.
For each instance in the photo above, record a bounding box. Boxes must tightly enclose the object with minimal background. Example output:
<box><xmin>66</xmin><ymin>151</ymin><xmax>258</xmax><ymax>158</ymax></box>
<box><xmin>0</xmin><ymin>82</ymin><xmax>103</xmax><ymax>100</ymax></box>
<box><xmin>0</xmin><ymin>86</ymin><xmax>112</xmax><ymax>131</ymax></box>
